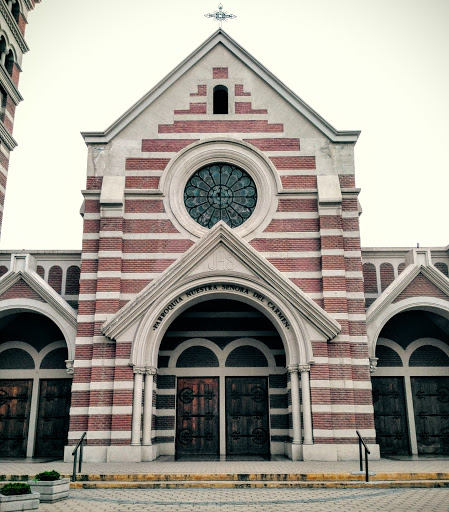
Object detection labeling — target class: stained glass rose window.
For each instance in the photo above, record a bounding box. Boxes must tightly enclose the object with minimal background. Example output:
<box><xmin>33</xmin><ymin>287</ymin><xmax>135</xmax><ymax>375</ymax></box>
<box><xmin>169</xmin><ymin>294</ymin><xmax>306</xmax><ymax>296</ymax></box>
<box><xmin>184</xmin><ymin>163</ymin><xmax>257</xmax><ymax>229</ymax></box>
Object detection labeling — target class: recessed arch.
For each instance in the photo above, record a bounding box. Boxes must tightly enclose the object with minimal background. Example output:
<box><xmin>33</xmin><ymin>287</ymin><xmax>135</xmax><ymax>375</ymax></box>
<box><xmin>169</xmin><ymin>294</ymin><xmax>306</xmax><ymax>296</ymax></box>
<box><xmin>0</xmin><ymin>299</ymin><xmax>76</xmax><ymax>360</ymax></box>
<box><xmin>367</xmin><ymin>297</ymin><xmax>449</xmax><ymax>357</ymax></box>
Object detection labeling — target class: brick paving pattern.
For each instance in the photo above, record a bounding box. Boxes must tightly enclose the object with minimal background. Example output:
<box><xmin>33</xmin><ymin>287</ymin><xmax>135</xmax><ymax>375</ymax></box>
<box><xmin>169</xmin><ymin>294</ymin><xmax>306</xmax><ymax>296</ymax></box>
<box><xmin>36</xmin><ymin>488</ymin><xmax>449</xmax><ymax>512</ymax></box>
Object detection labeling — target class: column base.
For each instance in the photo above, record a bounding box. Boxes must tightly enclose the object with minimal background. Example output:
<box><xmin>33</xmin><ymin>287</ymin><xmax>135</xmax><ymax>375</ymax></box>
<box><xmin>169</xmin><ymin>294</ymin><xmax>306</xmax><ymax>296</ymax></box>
<box><xmin>302</xmin><ymin>443</ymin><xmax>380</xmax><ymax>461</ymax></box>
<box><xmin>64</xmin><ymin>445</ymin><xmax>161</xmax><ymax>463</ymax></box>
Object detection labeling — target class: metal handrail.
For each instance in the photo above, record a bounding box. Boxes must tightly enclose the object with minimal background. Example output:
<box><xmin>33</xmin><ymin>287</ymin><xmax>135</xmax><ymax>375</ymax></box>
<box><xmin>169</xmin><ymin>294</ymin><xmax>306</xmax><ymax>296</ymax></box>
<box><xmin>72</xmin><ymin>432</ymin><xmax>87</xmax><ymax>482</ymax></box>
<box><xmin>356</xmin><ymin>430</ymin><xmax>371</xmax><ymax>482</ymax></box>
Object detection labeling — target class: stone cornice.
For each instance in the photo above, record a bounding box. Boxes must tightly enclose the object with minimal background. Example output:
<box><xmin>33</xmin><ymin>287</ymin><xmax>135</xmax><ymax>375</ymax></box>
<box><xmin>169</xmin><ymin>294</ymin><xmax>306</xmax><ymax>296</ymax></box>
<box><xmin>24</xmin><ymin>0</ymin><xmax>35</xmax><ymax>11</ymax></box>
<box><xmin>0</xmin><ymin>0</ymin><xmax>29</xmax><ymax>53</ymax></box>
<box><xmin>0</xmin><ymin>63</ymin><xmax>23</xmax><ymax>105</ymax></box>
<box><xmin>0</xmin><ymin>120</ymin><xmax>17</xmax><ymax>150</ymax></box>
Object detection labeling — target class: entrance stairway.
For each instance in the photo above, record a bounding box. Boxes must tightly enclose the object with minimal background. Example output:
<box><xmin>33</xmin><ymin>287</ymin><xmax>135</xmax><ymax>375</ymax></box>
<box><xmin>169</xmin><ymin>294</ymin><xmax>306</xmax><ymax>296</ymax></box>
<box><xmin>4</xmin><ymin>472</ymin><xmax>449</xmax><ymax>489</ymax></box>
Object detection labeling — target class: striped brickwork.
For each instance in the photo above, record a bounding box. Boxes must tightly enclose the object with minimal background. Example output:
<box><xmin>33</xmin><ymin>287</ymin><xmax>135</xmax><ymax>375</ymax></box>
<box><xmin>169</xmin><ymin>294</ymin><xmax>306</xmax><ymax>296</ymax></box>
<box><xmin>71</xmin><ymin>60</ymin><xmax>376</xmax><ymax>454</ymax></box>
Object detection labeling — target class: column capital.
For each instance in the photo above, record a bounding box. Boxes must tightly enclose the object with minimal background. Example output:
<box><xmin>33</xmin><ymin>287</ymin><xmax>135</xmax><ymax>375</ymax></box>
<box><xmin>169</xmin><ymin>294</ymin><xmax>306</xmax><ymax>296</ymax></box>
<box><xmin>65</xmin><ymin>359</ymin><xmax>74</xmax><ymax>375</ymax></box>
<box><xmin>298</xmin><ymin>364</ymin><xmax>311</xmax><ymax>373</ymax></box>
<box><xmin>287</xmin><ymin>364</ymin><xmax>299</xmax><ymax>374</ymax></box>
<box><xmin>145</xmin><ymin>366</ymin><xmax>157</xmax><ymax>375</ymax></box>
<box><xmin>133</xmin><ymin>366</ymin><xmax>146</xmax><ymax>375</ymax></box>
<box><xmin>369</xmin><ymin>357</ymin><xmax>379</xmax><ymax>374</ymax></box>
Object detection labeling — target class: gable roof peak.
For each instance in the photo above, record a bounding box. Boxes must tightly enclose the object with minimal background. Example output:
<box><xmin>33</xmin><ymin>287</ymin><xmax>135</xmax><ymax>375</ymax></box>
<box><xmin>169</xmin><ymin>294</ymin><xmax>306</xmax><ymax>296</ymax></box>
<box><xmin>82</xmin><ymin>29</ymin><xmax>360</xmax><ymax>145</ymax></box>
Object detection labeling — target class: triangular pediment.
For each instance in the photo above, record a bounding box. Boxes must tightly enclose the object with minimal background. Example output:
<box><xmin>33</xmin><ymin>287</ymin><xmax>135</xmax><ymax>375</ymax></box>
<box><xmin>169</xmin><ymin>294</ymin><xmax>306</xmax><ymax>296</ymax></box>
<box><xmin>367</xmin><ymin>252</ymin><xmax>449</xmax><ymax>329</ymax></box>
<box><xmin>82</xmin><ymin>30</ymin><xmax>359</xmax><ymax>144</ymax></box>
<box><xmin>0</xmin><ymin>254</ymin><xmax>77</xmax><ymax>328</ymax></box>
<box><xmin>102</xmin><ymin>222</ymin><xmax>341</xmax><ymax>341</ymax></box>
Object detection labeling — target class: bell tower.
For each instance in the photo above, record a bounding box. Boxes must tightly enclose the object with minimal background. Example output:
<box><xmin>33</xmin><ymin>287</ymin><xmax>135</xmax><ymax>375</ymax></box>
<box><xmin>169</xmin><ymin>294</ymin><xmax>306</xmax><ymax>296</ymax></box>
<box><xmin>0</xmin><ymin>0</ymin><xmax>41</xmax><ymax>237</ymax></box>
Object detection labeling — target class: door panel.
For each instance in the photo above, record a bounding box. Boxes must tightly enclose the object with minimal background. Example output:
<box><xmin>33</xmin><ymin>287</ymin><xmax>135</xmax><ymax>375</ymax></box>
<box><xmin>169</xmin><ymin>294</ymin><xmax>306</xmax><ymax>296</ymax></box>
<box><xmin>0</xmin><ymin>380</ymin><xmax>33</xmax><ymax>457</ymax></box>
<box><xmin>34</xmin><ymin>379</ymin><xmax>72</xmax><ymax>458</ymax></box>
<box><xmin>411</xmin><ymin>377</ymin><xmax>449</xmax><ymax>455</ymax></box>
<box><xmin>176</xmin><ymin>377</ymin><xmax>219</xmax><ymax>457</ymax></box>
<box><xmin>226</xmin><ymin>377</ymin><xmax>270</xmax><ymax>456</ymax></box>
<box><xmin>372</xmin><ymin>377</ymin><xmax>410</xmax><ymax>455</ymax></box>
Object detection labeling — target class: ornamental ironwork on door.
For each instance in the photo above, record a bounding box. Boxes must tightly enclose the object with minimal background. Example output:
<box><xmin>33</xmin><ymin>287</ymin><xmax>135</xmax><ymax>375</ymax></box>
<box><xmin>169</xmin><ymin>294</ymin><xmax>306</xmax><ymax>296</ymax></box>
<box><xmin>226</xmin><ymin>377</ymin><xmax>270</xmax><ymax>456</ymax></box>
<box><xmin>176</xmin><ymin>378</ymin><xmax>219</xmax><ymax>457</ymax></box>
<box><xmin>411</xmin><ymin>377</ymin><xmax>449</xmax><ymax>455</ymax></box>
<box><xmin>371</xmin><ymin>377</ymin><xmax>410</xmax><ymax>455</ymax></box>
<box><xmin>0</xmin><ymin>380</ymin><xmax>33</xmax><ymax>458</ymax></box>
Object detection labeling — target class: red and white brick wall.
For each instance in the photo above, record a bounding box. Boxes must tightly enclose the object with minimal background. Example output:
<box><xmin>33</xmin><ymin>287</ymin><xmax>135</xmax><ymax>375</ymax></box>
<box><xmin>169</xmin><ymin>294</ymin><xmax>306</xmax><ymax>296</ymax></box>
<box><xmin>73</xmin><ymin>45</ymin><xmax>372</xmax><ymax>449</ymax></box>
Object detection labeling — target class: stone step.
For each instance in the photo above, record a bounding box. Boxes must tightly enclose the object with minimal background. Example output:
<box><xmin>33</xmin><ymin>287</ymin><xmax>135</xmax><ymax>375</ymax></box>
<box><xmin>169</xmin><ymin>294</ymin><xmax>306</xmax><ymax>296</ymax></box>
<box><xmin>3</xmin><ymin>472</ymin><xmax>449</xmax><ymax>483</ymax></box>
<box><xmin>69</xmin><ymin>479</ymin><xmax>449</xmax><ymax>489</ymax></box>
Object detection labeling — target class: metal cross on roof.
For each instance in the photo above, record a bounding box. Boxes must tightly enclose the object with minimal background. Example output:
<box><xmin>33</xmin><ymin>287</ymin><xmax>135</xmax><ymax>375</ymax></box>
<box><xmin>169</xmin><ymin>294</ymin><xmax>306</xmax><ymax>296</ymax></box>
<box><xmin>205</xmin><ymin>3</ymin><xmax>236</xmax><ymax>28</ymax></box>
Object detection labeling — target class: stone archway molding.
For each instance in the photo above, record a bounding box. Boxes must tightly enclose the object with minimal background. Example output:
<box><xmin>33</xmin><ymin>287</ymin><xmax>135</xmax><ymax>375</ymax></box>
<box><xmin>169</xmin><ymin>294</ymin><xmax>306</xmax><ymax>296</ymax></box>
<box><xmin>0</xmin><ymin>253</ymin><xmax>77</xmax><ymax>359</ymax></box>
<box><xmin>102</xmin><ymin>222</ymin><xmax>340</xmax><ymax>366</ymax></box>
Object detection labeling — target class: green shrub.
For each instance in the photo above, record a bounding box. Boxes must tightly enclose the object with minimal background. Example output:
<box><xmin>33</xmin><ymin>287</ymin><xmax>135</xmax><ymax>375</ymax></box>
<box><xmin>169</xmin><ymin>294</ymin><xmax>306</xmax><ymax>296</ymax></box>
<box><xmin>35</xmin><ymin>470</ymin><xmax>61</xmax><ymax>481</ymax></box>
<box><xmin>0</xmin><ymin>483</ymin><xmax>31</xmax><ymax>496</ymax></box>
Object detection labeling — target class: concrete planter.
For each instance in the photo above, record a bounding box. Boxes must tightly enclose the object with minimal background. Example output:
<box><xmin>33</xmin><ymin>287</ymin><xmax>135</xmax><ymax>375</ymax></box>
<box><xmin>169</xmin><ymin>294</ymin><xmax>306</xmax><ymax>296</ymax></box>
<box><xmin>0</xmin><ymin>492</ymin><xmax>40</xmax><ymax>512</ymax></box>
<box><xmin>28</xmin><ymin>478</ymin><xmax>70</xmax><ymax>503</ymax></box>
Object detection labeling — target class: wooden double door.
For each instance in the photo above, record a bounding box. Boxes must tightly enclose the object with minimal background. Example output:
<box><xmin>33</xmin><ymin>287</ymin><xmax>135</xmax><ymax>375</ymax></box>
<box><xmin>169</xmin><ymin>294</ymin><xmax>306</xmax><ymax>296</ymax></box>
<box><xmin>0</xmin><ymin>379</ymin><xmax>71</xmax><ymax>458</ymax></box>
<box><xmin>176</xmin><ymin>377</ymin><xmax>270</xmax><ymax>457</ymax></box>
<box><xmin>372</xmin><ymin>376</ymin><xmax>449</xmax><ymax>456</ymax></box>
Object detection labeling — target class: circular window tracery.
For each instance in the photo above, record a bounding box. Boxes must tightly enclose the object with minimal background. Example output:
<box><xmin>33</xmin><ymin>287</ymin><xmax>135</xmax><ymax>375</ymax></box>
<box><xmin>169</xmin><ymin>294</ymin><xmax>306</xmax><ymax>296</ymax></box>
<box><xmin>184</xmin><ymin>163</ymin><xmax>257</xmax><ymax>229</ymax></box>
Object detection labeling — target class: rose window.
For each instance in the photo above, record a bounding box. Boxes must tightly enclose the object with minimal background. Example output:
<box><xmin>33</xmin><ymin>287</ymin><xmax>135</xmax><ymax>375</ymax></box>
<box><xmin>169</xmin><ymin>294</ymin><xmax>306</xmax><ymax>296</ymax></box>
<box><xmin>184</xmin><ymin>163</ymin><xmax>257</xmax><ymax>229</ymax></box>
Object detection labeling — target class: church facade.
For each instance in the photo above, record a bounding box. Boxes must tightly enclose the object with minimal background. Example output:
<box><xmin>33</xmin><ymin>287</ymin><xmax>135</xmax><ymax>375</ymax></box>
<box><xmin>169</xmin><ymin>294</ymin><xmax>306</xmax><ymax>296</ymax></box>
<box><xmin>0</xmin><ymin>30</ymin><xmax>448</xmax><ymax>462</ymax></box>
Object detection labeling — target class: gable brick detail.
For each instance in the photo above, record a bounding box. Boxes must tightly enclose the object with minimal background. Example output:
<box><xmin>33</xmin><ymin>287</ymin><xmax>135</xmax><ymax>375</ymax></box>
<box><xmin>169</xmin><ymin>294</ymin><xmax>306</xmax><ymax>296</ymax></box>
<box><xmin>0</xmin><ymin>279</ymin><xmax>45</xmax><ymax>302</ymax></box>
<box><xmin>393</xmin><ymin>273</ymin><xmax>449</xmax><ymax>303</ymax></box>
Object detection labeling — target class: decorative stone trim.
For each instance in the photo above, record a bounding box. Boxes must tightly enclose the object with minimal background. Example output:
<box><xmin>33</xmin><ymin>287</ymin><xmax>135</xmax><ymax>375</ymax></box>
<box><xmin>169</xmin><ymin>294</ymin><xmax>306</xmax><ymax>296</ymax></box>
<box><xmin>0</xmin><ymin>120</ymin><xmax>18</xmax><ymax>150</ymax></box>
<box><xmin>0</xmin><ymin>0</ymin><xmax>29</xmax><ymax>53</ymax></box>
<box><xmin>369</xmin><ymin>357</ymin><xmax>378</xmax><ymax>373</ymax></box>
<box><xmin>65</xmin><ymin>359</ymin><xmax>74</xmax><ymax>375</ymax></box>
<box><xmin>0</xmin><ymin>64</ymin><xmax>23</xmax><ymax>105</ymax></box>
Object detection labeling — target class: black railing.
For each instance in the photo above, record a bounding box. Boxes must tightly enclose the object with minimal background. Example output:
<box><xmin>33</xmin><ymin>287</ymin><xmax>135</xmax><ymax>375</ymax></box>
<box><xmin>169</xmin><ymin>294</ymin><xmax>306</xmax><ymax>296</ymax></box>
<box><xmin>356</xmin><ymin>430</ymin><xmax>371</xmax><ymax>482</ymax></box>
<box><xmin>72</xmin><ymin>432</ymin><xmax>87</xmax><ymax>482</ymax></box>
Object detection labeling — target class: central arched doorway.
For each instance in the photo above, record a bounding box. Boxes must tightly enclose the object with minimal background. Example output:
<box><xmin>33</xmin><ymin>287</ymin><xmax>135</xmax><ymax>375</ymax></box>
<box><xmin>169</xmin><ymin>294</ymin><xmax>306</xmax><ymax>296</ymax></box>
<box><xmin>156</xmin><ymin>299</ymin><xmax>288</xmax><ymax>459</ymax></box>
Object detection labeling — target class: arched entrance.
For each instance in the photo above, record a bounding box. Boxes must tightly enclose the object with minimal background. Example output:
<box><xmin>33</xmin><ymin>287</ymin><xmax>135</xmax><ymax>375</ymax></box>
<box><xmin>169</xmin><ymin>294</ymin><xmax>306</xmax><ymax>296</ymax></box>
<box><xmin>0</xmin><ymin>311</ymin><xmax>73</xmax><ymax>458</ymax></box>
<box><xmin>372</xmin><ymin>309</ymin><xmax>449</xmax><ymax>456</ymax></box>
<box><xmin>157</xmin><ymin>299</ymin><xmax>287</xmax><ymax>459</ymax></box>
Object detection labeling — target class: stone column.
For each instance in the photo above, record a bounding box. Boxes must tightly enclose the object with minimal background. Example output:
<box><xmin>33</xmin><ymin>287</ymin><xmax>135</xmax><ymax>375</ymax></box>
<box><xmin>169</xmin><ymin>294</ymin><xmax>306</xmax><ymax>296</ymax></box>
<box><xmin>287</xmin><ymin>365</ymin><xmax>302</xmax><ymax>445</ymax></box>
<box><xmin>299</xmin><ymin>364</ymin><xmax>313</xmax><ymax>445</ymax></box>
<box><xmin>142</xmin><ymin>367</ymin><xmax>157</xmax><ymax>446</ymax></box>
<box><xmin>131</xmin><ymin>366</ymin><xmax>145</xmax><ymax>446</ymax></box>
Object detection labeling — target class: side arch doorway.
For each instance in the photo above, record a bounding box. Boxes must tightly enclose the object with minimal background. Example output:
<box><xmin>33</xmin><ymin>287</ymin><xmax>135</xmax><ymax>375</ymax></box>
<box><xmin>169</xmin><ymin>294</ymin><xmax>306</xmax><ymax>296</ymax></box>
<box><xmin>0</xmin><ymin>311</ymin><xmax>72</xmax><ymax>458</ymax></box>
<box><xmin>156</xmin><ymin>299</ymin><xmax>289</xmax><ymax>459</ymax></box>
<box><xmin>372</xmin><ymin>310</ymin><xmax>449</xmax><ymax>456</ymax></box>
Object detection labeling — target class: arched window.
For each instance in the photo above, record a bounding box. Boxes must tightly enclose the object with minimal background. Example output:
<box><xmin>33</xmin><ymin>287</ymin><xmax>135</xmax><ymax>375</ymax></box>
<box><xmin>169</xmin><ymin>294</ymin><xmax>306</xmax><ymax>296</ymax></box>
<box><xmin>5</xmin><ymin>51</ymin><xmax>14</xmax><ymax>77</ymax></box>
<box><xmin>213</xmin><ymin>85</ymin><xmax>228</xmax><ymax>114</ymax></box>
<box><xmin>11</xmin><ymin>1</ymin><xmax>20</xmax><ymax>24</ymax></box>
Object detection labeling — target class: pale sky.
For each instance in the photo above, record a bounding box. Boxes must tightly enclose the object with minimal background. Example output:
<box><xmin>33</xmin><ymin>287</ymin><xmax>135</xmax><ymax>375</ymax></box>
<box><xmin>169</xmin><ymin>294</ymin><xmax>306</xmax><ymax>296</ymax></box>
<box><xmin>1</xmin><ymin>0</ymin><xmax>448</xmax><ymax>250</ymax></box>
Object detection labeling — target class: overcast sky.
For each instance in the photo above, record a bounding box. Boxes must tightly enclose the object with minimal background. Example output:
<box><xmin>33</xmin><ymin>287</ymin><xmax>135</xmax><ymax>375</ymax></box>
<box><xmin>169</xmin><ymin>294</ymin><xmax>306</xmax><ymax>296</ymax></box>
<box><xmin>0</xmin><ymin>0</ymin><xmax>448</xmax><ymax>251</ymax></box>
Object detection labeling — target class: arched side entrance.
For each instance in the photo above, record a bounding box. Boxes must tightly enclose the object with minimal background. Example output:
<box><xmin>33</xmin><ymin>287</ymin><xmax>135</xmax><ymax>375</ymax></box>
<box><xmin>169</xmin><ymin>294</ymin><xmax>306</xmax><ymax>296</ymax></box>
<box><xmin>0</xmin><ymin>311</ymin><xmax>73</xmax><ymax>458</ymax></box>
<box><xmin>372</xmin><ymin>310</ymin><xmax>449</xmax><ymax>456</ymax></box>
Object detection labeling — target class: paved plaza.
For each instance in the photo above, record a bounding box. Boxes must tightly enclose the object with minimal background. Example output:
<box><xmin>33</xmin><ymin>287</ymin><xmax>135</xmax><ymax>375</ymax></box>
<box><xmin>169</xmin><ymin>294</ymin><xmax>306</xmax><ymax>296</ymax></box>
<box><xmin>1</xmin><ymin>458</ymin><xmax>449</xmax><ymax>511</ymax></box>
<box><xmin>35</xmin><ymin>487</ymin><xmax>449</xmax><ymax>512</ymax></box>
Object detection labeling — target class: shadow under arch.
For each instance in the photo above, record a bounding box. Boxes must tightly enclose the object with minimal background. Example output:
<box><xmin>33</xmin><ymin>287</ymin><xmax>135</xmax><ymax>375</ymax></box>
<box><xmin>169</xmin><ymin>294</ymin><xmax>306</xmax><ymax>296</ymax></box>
<box><xmin>367</xmin><ymin>297</ymin><xmax>449</xmax><ymax>358</ymax></box>
<box><xmin>0</xmin><ymin>299</ymin><xmax>76</xmax><ymax>360</ymax></box>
